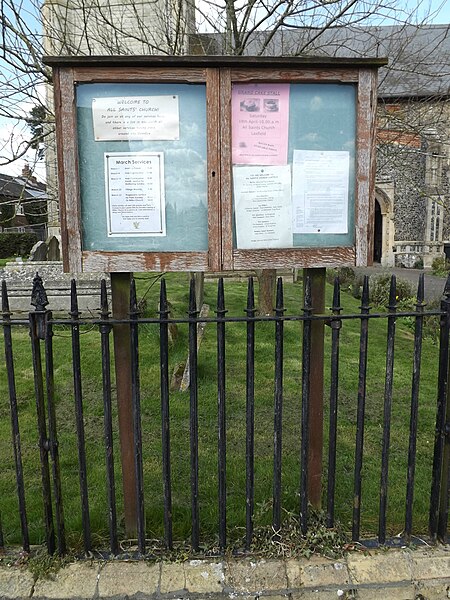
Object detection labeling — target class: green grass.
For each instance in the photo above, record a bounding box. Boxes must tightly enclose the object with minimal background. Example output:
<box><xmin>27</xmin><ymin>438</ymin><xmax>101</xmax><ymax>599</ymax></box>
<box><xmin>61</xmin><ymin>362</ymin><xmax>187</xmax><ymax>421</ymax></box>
<box><xmin>0</xmin><ymin>272</ymin><xmax>442</xmax><ymax>549</ymax></box>
<box><xmin>0</xmin><ymin>256</ymin><xmax>17</xmax><ymax>267</ymax></box>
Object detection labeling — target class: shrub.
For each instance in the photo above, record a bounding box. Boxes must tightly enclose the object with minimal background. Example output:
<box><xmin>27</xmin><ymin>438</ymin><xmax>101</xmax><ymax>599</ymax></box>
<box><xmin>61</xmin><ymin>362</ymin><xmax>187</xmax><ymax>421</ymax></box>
<box><xmin>326</xmin><ymin>266</ymin><xmax>356</xmax><ymax>286</ymax></box>
<box><xmin>369</xmin><ymin>274</ymin><xmax>413</xmax><ymax>308</ymax></box>
<box><xmin>0</xmin><ymin>232</ymin><xmax>38</xmax><ymax>258</ymax></box>
<box><xmin>432</xmin><ymin>256</ymin><xmax>450</xmax><ymax>278</ymax></box>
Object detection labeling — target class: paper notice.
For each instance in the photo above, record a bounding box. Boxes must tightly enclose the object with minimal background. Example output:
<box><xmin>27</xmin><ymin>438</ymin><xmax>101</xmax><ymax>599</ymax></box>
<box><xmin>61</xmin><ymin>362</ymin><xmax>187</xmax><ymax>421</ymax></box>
<box><xmin>93</xmin><ymin>96</ymin><xmax>179</xmax><ymax>141</ymax></box>
<box><xmin>233</xmin><ymin>165</ymin><xmax>292</xmax><ymax>249</ymax></box>
<box><xmin>292</xmin><ymin>150</ymin><xmax>349</xmax><ymax>234</ymax></box>
<box><xmin>105</xmin><ymin>152</ymin><xmax>166</xmax><ymax>236</ymax></box>
<box><xmin>232</xmin><ymin>84</ymin><xmax>290</xmax><ymax>166</ymax></box>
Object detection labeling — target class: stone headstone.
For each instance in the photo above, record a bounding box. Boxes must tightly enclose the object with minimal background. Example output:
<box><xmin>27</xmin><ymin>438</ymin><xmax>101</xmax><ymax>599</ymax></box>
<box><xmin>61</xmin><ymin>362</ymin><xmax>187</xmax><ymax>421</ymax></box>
<box><xmin>29</xmin><ymin>241</ymin><xmax>48</xmax><ymax>262</ymax></box>
<box><xmin>46</xmin><ymin>236</ymin><xmax>60</xmax><ymax>261</ymax></box>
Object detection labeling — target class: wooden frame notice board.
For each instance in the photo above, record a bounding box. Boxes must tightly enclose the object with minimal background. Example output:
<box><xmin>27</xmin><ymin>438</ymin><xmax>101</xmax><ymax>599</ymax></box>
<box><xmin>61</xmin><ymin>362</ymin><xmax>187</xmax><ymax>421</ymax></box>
<box><xmin>45</xmin><ymin>55</ymin><xmax>385</xmax><ymax>273</ymax></box>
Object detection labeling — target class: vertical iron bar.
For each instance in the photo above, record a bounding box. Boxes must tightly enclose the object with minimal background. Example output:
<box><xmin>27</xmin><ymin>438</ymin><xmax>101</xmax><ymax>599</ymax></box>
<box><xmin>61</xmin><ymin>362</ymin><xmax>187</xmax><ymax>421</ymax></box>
<box><xmin>130</xmin><ymin>278</ymin><xmax>145</xmax><ymax>554</ymax></box>
<box><xmin>438</xmin><ymin>288</ymin><xmax>450</xmax><ymax>541</ymax></box>
<box><xmin>300</xmin><ymin>276</ymin><xmax>312</xmax><ymax>534</ymax></box>
<box><xmin>378</xmin><ymin>276</ymin><xmax>397</xmax><ymax>544</ymax></box>
<box><xmin>438</xmin><ymin>421</ymin><xmax>450</xmax><ymax>541</ymax></box>
<box><xmin>159</xmin><ymin>279</ymin><xmax>173</xmax><ymax>550</ymax></box>
<box><xmin>405</xmin><ymin>274</ymin><xmax>425</xmax><ymax>539</ymax></box>
<box><xmin>272</xmin><ymin>277</ymin><xmax>284</xmax><ymax>533</ymax></box>
<box><xmin>326</xmin><ymin>278</ymin><xmax>342</xmax><ymax>528</ymax></box>
<box><xmin>45</xmin><ymin>309</ymin><xmax>66</xmax><ymax>556</ymax></box>
<box><xmin>430</xmin><ymin>275</ymin><xmax>450</xmax><ymax>539</ymax></box>
<box><xmin>29</xmin><ymin>274</ymin><xmax>55</xmax><ymax>554</ymax></box>
<box><xmin>245</xmin><ymin>277</ymin><xmax>256</xmax><ymax>550</ymax></box>
<box><xmin>188</xmin><ymin>278</ymin><xmax>199</xmax><ymax>551</ymax></box>
<box><xmin>70</xmin><ymin>280</ymin><xmax>91</xmax><ymax>553</ymax></box>
<box><xmin>216</xmin><ymin>278</ymin><xmax>227</xmax><ymax>550</ymax></box>
<box><xmin>99</xmin><ymin>280</ymin><xmax>118</xmax><ymax>555</ymax></box>
<box><xmin>352</xmin><ymin>276</ymin><xmax>371</xmax><ymax>542</ymax></box>
<box><xmin>2</xmin><ymin>281</ymin><xmax>29</xmax><ymax>551</ymax></box>
<box><xmin>110</xmin><ymin>272</ymin><xmax>137</xmax><ymax>537</ymax></box>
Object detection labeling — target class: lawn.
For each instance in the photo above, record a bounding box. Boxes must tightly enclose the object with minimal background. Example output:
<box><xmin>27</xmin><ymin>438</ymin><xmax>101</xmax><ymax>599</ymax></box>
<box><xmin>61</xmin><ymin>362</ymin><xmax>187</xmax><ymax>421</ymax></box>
<box><xmin>0</xmin><ymin>272</ymin><xmax>442</xmax><ymax>550</ymax></box>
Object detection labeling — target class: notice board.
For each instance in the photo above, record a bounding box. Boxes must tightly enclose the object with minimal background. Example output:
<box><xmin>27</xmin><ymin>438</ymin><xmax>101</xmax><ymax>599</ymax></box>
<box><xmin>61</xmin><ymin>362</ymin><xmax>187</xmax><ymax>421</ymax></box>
<box><xmin>45</xmin><ymin>55</ymin><xmax>385</xmax><ymax>273</ymax></box>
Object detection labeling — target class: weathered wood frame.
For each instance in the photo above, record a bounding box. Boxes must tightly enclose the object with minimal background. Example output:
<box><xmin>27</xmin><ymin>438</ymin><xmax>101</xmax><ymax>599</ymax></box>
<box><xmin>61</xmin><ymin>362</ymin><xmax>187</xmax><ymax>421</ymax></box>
<box><xmin>47</xmin><ymin>56</ymin><xmax>384</xmax><ymax>273</ymax></box>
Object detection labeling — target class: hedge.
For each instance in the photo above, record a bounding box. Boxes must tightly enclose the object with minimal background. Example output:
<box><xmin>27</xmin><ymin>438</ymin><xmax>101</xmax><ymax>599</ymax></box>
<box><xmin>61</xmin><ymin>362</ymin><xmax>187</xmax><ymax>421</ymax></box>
<box><xmin>0</xmin><ymin>232</ymin><xmax>38</xmax><ymax>258</ymax></box>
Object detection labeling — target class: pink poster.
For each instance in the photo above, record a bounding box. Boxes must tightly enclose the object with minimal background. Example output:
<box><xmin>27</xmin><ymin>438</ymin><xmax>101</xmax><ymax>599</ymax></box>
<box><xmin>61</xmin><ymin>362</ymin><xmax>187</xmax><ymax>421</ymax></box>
<box><xmin>232</xmin><ymin>83</ymin><xmax>290</xmax><ymax>166</ymax></box>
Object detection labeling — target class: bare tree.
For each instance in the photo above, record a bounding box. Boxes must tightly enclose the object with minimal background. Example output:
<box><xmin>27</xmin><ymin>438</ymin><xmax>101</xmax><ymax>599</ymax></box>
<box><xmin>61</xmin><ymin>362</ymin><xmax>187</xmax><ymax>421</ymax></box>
<box><xmin>1</xmin><ymin>0</ymin><xmax>445</xmax><ymax>168</ymax></box>
<box><xmin>1</xmin><ymin>0</ymin><xmax>448</xmax><ymax>274</ymax></box>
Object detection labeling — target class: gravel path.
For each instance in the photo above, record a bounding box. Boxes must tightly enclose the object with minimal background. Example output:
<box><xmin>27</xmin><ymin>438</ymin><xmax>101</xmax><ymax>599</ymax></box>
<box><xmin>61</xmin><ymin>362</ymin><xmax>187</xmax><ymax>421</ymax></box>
<box><xmin>353</xmin><ymin>266</ymin><xmax>448</xmax><ymax>304</ymax></box>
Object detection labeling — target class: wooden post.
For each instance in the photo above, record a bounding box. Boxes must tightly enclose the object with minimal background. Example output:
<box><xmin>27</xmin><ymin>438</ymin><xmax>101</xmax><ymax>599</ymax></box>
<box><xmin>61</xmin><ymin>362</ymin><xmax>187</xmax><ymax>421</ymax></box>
<box><xmin>110</xmin><ymin>272</ymin><xmax>137</xmax><ymax>537</ymax></box>
<box><xmin>256</xmin><ymin>269</ymin><xmax>277</xmax><ymax>316</ymax></box>
<box><xmin>303</xmin><ymin>267</ymin><xmax>325</xmax><ymax>509</ymax></box>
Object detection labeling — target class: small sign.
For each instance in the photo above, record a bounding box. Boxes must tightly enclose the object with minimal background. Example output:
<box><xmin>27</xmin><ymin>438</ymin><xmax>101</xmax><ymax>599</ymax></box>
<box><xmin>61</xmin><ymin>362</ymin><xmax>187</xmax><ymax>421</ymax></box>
<box><xmin>232</xmin><ymin>83</ymin><xmax>290</xmax><ymax>166</ymax></box>
<box><xmin>233</xmin><ymin>164</ymin><xmax>292</xmax><ymax>249</ymax></box>
<box><xmin>292</xmin><ymin>150</ymin><xmax>350</xmax><ymax>234</ymax></box>
<box><xmin>93</xmin><ymin>96</ymin><xmax>179</xmax><ymax>141</ymax></box>
<box><xmin>105</xmin><ymin>152</ymin><xmax>166</xmax><ymax>236</ymax></box>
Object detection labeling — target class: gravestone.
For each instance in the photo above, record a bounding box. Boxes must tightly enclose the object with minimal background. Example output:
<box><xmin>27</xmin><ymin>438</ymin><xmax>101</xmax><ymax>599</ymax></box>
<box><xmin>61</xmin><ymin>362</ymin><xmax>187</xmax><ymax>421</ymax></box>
<box><xmin>29</xmin><ymin>241</ymin><xmax>48</xmax><ymax>261</ymax></box>
<box><xmin>47</xmin><ymin>236</ymin><xmax>60</xmax><ymax>261</ymax></box>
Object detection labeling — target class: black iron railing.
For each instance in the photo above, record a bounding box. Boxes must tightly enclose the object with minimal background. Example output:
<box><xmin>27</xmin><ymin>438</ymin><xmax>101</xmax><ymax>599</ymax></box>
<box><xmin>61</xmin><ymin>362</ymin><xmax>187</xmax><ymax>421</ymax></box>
<box><xmin>1</xmin><ymin>272</ymin><xmax>449</xmax><ymax>556</ymax></box>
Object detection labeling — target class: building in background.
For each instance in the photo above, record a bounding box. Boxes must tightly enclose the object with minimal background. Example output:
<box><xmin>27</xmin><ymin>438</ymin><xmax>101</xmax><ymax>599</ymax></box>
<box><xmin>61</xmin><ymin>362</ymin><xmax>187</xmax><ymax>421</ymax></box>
<box><xmin>42</xmin><ymin>7</ymin><xmax>450</xmax><ymax>267</ymax></box>
<box><xmin>0</xmin><ymin>165</ymin><xmax>48</xmax><ymax>241</ymax></box>
<box><xmin>195</xmin><ymin>24</ymin><xmax>450</xmax><ymax>268</ymax></box>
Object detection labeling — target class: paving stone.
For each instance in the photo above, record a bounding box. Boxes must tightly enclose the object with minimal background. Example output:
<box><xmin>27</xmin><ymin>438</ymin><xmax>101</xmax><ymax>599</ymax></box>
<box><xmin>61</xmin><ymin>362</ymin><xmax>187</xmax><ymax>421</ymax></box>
<box><xmin>0</xmin><ymin>566</ymin><xmax>35</xmax><ymax>599</ymax></box>
<box><xmin>297</xmin><ymin>557</ymin><xmax>350</xmax><ymax>588</ymax></box>
<box><xmin>159</xmin><ymin>562</ymin><xmax>186</xmax><ymax>593</ymax></box>
<box><xmin>347</xmin><ymin>550</ymin><xmax>412</xmax><ymax>585</ymax></box>
<box><xmin>97</xmin><ymin>561</ymin><xmax>160</xmax><ymax>597</ymax></box>
<box><xmin>411</xmin><ymin>548</ymin><xmax>450</xmax><ymax>581</ymax></box>
<box><xmin>33</xmin><ymin>562</ymin><xmax>100</xmax><ymax>599</ymax></box>
<box><xmin>184</xmin><ymin>561</ymin><xmax>224</xmax><ymax>593</ymax></box>
<box><xmin>414</xmin><ymin>578</ymin><xmax>450</xmax><ymax>600</ymax></box>
<box><xmin>286</xmin><ymin>560</ymin><xmax>303</xmax><ymax>589</ymax></box>
<box><xmin>225</xmin><ymin>559</ymin><xmax>287</xmax><ymax>593</ymax></box>
<box><xmin>354</xmin><ymin>583</ymin><xmax>415</xmax><ymax>599</ymax></box>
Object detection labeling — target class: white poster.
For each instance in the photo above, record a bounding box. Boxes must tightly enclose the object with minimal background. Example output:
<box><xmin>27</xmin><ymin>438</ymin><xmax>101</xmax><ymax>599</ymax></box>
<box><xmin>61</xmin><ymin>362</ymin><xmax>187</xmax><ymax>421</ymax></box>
<box><xmin>105</xmin><ymin>152</ymin><xmax>166</xmax><ymax>236</ymax></box>
<box><xmin>292</xmin><ymin>150</ymin><xmax>349</xmax><ymax>234</ymax></box>
<box><xmin>233</xmin><ymin>165</ymin><xmax>292</xmax><ymax>249</ymax></box>
<box><xmin>93</xmin><ymin>96</ymin><xmax>179</xmax><ymax>141</ymax></box>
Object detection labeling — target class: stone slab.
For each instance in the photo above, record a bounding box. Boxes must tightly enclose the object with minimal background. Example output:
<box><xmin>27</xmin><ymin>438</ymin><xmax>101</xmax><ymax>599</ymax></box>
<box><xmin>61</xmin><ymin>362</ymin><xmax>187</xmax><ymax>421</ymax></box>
<box><xmin>354</xmin><ymin>583</ymin><xmax>415</xmax><ymax>599</ymax></box>
<box><xmin>410</xmin><ymin>548</ymin><xmax>450</xmax><ymax>581</ymax></box>
<box><xmin>414</xmin><ymin>578</ymin><xmax>450</xmax><ymax>600</ymax></box>
<box><xmin>2</xmin><ymin>547</ymin><xmax>450</xmax><ymax>600</ymax></box>
<box><xmin>347</xmin><ymin>550</ymin><xmax>412</xmax><ymax>585</ymax></box>
<box><xmin>224</xmin><ymin>559</ymin><xmax>287</xmax><ymax>593</ymax></box>
<box><xmin>0</xmin><ymin>566</ymin><xmax>35</xmax><ymax>599</ymax></box>
<box><xmin>159</xmin><ymin>562</ymin><xmax>186</xmax><ymax>593</ymax></box>
<box><xmin>293</xmin><ymin>557</ymin><xmax>350</xmax><ymax>588</ymax></box>
<box><xmin>184</xmin><ymin>560</ymin><xmax>224</xmax><ymax>593</ymax></box>
<box><xmin>0</xmin><ymin>262</ymin><xmax>110</xmax><ymax>313</ymax></box>
<box><xmin>33</xmin><ymin>562</ymin><xmax>99</xmax><ymax>599</ymax></box>
<box><xmin>97</xmin><ymin>561</ymin><xmax>160</xmax><ymax>597</ymax></box>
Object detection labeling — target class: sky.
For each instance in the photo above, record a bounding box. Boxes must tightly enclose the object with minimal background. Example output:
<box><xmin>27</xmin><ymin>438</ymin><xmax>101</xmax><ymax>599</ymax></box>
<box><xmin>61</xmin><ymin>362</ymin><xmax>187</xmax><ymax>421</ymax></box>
<box><xmin>0</xmin><ymin>0</ymin><xmax>449</xmax><ymax>183</ymax></box>
<box><xmin>399</xmin><ymin>0</ymin><xmax>450</xmax><ymax>25</ymax></box>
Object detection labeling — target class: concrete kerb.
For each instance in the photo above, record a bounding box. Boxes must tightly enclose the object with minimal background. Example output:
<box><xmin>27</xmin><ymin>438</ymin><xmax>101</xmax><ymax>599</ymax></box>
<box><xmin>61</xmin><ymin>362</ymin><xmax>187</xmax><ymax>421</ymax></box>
<box><xmin>0</xmin><ymin>546</ymin><xmax>449</xmax><ymax>600</ymax></box>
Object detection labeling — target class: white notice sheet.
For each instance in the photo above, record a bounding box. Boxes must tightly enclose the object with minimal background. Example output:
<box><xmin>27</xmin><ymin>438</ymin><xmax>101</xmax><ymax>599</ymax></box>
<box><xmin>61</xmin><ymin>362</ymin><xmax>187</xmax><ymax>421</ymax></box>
<box><xmin>233</xmin><ymin>165</ymin><xmax>292</xmax><ymax>249</ymax></box>
<box><xmin>105</xmin><ymin>152</ymin><xmax>166</xmax><ymax>236</ymax></box>
<box><xmin>292</xmin><ymin>150</ymin><xmax>349</xmax><ymax>234</ymax></box>
<box><xmin>93</xmin><ymin>96</ymin><xmax>179</xmax><ymax>141</ymax></box>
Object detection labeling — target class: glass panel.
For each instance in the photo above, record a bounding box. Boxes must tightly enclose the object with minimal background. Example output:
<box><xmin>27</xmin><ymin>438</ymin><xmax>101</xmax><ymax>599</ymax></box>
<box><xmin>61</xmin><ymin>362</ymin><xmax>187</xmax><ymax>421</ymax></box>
<box><xmin>231</xmin><ymin>82</ymin><xmax>356</xmax><ymax>249</ymax></box>
<box><xmin>76</xmin><ymin>83</ymin><xmax>208</xmax><ymax>252</ymax></box>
